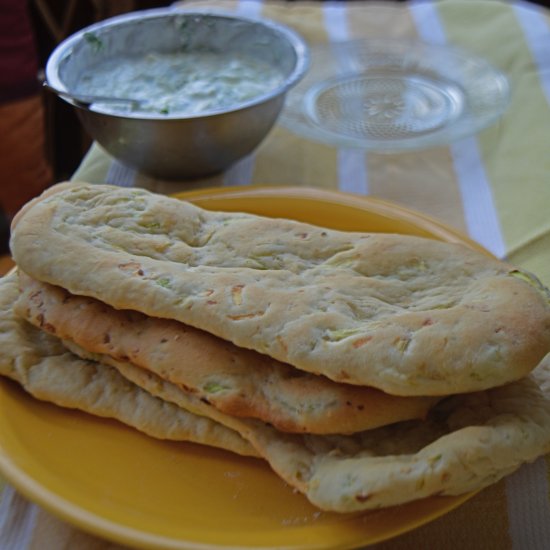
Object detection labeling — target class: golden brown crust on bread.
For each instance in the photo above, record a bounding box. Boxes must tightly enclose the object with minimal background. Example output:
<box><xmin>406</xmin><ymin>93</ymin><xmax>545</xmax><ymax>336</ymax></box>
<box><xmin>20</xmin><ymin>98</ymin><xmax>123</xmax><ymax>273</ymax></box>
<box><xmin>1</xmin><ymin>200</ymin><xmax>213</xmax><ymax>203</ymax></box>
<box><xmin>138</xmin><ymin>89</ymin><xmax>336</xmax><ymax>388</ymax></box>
<box><xmin>0</xmin><ymin>272</ymin><xmax>258</xmax><ymax>457</ymax></box>
<box><xmin>16</xmin><ymin>272</ymin><xmax>437</xmax><ymax>433</ymax></box>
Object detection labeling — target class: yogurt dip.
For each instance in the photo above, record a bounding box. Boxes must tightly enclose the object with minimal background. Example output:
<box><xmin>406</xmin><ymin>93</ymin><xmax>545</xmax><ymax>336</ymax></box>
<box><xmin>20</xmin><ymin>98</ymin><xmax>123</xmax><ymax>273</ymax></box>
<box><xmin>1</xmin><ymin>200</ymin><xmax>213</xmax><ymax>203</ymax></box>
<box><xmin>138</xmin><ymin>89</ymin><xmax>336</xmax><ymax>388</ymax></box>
<box><xmin>75</xmin><ymin>51</ymin><xmax>286</xmax><ymax>115</ymax></box>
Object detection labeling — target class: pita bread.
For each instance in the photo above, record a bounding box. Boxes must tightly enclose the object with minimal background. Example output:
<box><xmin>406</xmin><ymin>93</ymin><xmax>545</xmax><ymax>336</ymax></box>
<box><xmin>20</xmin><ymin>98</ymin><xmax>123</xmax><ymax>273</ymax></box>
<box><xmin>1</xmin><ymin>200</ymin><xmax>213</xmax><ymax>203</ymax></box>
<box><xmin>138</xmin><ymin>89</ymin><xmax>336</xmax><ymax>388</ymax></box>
<box><xmin>15</xmin><ymin>272</ymin><xmax>437</xmax><ymax>434</ymax></box>
<box><xmin>0</xmin><ymin>273</ymin><xmax>257</xmax><ymax>458</ymax></box>
<box><xmin>10</xmin><ymin>183</ymin><xmax>550</xmax><ymax>395</ymax></box>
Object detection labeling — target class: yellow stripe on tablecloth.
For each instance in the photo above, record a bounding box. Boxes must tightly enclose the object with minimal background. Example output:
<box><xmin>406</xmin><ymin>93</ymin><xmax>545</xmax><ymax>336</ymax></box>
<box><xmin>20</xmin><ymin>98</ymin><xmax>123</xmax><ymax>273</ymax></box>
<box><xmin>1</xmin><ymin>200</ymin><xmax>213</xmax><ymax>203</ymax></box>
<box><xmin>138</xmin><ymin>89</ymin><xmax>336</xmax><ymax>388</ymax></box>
<box><xmin>252</xmin><ymin>126</ymin><xmax>339</xmax><ymax>189</ymax></box>
<box><xmin>346</xmin><ymin>1</ymin><xmax>417</xmax><ymax>38</ymax></box>
<box><xmin>437</xmin><ymin>0</ymin><xmax>550</xmax><ymax>272</ymax></box>
<box><xmin>261</xmin><ymin>1</ymin><xmax>335</xmax><ymax>44</ymax></box>
<box><xmin>508</xmin><ymin>231</ymin><xmax>550</xmax><ymax>288</ymax></box>
<box><xmin>368</xmin><ymin>148</ymin><xmax>469</xmax><ymax>233</ymax></box>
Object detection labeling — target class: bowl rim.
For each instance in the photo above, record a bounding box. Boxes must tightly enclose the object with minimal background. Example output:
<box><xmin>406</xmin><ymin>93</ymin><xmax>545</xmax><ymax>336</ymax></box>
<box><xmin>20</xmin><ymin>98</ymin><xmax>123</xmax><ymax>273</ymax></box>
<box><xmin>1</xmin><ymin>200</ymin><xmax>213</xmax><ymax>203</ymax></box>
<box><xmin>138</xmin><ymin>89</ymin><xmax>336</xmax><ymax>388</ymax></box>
<box><xmin>44</xmin><ymin>6</ymin><xmax>310</xmax><ymax>121</ymax></box>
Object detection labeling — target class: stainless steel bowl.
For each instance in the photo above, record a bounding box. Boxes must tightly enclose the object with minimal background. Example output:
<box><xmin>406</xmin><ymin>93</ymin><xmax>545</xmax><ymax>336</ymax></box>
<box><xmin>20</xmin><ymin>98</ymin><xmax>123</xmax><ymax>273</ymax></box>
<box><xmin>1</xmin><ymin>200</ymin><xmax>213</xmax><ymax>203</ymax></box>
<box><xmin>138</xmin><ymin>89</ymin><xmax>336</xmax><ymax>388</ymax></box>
<box><xmin>45</xmin><ymin>8</ymin><xmax>309</xmax><ymax>180</ymax></box>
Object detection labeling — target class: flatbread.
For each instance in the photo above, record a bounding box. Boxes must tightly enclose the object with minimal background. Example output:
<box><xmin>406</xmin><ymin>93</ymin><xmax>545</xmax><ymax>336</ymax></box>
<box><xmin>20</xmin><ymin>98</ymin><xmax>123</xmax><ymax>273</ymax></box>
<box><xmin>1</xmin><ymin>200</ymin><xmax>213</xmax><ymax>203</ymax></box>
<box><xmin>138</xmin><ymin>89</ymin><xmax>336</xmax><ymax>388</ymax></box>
<box><xmin>15</xmin><ymin>272</ymin><xmax>437</xmax><ymax>434</ymax></box>
<box><xmin>0</xmin><ymin>273</ymin><xmax>258</xmax><ymax>458</ymax></box>
<box><xmin>4</xmin><ymin>271</ymin><xmax>550</xmax><ymax>513</ymax></box>
<box><xmin>65</xmin><ymin>327</ymin><xmax>550</xmax><ymax>513</ymax></box>
<box><xmin>11</xmin><ymin>183</ymin><xmax>550</xmax><ymax>395</ymax></box>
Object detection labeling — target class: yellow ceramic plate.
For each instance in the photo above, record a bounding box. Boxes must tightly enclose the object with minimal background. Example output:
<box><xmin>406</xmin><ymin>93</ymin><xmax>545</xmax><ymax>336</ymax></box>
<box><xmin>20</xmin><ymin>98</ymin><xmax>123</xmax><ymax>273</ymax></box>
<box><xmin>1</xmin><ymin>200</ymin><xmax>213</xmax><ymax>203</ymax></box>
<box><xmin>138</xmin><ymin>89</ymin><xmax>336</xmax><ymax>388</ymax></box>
<box><xmin>0</xmin><ymin>186</ymin><xmax>483</xmax><ymax>549</ymax></box>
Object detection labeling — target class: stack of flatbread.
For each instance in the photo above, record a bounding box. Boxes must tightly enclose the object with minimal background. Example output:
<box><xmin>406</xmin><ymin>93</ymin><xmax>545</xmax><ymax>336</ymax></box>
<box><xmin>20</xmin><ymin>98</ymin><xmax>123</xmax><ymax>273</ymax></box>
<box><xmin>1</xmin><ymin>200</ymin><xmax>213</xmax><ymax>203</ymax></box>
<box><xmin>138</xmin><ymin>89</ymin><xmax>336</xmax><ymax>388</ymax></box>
<box><xmin>2</xmin><ymin>182</ymin><xmax>550</xmax><ymax>513</ymax></box>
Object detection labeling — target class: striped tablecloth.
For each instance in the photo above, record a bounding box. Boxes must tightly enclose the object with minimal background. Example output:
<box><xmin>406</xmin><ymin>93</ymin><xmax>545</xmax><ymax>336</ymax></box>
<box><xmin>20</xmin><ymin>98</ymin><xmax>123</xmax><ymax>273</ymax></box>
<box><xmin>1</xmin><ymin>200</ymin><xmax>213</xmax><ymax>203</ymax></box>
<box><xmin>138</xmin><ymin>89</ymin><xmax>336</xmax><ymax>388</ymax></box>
<box><xmin>3</xmin><ymin>0</ymin><xmax>550</xmax><ymax>548</ymax></box>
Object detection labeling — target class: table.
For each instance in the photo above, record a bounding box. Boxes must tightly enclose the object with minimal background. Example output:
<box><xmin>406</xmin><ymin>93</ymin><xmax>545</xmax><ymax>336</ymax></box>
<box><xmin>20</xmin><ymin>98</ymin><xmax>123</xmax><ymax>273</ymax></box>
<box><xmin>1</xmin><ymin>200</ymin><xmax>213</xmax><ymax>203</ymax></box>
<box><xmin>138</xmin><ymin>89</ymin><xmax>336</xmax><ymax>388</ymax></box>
<box><xmin>2</xmin><ymin>0</ymin><xmax>550</xmax><ymax>548</ymax></box>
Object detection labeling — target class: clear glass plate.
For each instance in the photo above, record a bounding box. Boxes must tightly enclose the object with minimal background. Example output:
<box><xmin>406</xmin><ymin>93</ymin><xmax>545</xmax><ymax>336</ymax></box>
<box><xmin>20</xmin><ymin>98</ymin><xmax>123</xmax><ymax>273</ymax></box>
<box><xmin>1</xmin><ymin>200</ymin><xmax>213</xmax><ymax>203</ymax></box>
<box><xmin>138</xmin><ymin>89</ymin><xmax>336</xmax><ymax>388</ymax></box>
<box><xmin>279</xmin><ymin>39</ymin><xmax>510</xmax><ymax>151</ymax></box>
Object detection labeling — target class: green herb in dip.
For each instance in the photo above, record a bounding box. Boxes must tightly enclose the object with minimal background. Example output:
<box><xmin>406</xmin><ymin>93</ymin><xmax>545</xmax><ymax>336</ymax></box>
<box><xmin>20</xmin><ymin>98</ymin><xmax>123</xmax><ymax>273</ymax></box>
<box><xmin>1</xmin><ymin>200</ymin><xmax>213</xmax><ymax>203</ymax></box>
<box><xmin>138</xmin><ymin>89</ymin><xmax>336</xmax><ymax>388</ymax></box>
<box><xmin>75</xmin><ymin>51</ymin><xmax>285</xmax><ymax>115</ymax></box>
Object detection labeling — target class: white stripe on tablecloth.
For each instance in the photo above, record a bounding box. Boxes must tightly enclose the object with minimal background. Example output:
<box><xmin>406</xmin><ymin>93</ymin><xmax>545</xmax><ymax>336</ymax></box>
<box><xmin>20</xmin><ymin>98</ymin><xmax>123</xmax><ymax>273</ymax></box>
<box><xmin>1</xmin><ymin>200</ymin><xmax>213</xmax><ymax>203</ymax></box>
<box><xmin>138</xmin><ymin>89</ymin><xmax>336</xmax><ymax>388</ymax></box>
<box><xmin>506</xmin><ymin>458</ymin><xmax>550</xmax><ymax>550</ymax></box>
<box><xmin>105</xmin><ymin>159</ymin><xmax>137</xmax><ymax>187</ymax></box>
<box><xmin>409</xmin><ymin>0</ymin><xmax>506</xmax><ymax>258</ymax></box>
<box><xmin>409</xmin><ymin>0</ymin><xmax>447</xmax><ymax>43</ymax></box>
<box><xmin>223</xmin><ymin>154</ymin><xmax>256</xmax><ymax>187</ymax></box>
<box><xmin>447</xmin><ymin>139</ymin><xmax>506</xmax><ymax>258</ymax></box>
<box><xmin>322</xmin><ymin>2</ymin><xmax>350</xmax><ymax>42</ymax></box>
<box><xmin>322</xmin><ymin>2</ymin><xmax>369</xmax><ymax>195</ymax></box>
<box><xmin>223</xmin><ymin>0</ymin><xmax>264</xmax><ymax>186</ymax></box>
<box><xmin>236</xmin><ymin>0</ymin><xmax>263</xmax><ymax>17</ymax></box>
<box><xmin>0</xmin><ymin>485</ymin><xmax>38</xmax><ymax>550</ymax></box>
<box><xmin>513</xmin><ymin>1</ymin><xmax>550</xmax><ymax>107</ymax></box>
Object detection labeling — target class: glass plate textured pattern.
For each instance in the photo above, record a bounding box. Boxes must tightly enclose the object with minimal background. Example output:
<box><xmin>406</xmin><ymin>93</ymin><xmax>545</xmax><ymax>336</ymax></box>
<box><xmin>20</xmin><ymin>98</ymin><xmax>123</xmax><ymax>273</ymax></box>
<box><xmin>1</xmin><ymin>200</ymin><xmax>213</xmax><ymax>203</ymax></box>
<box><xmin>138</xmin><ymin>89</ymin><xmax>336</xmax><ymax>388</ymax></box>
<box><xmin>279</xmin><ymin>40</ymin><xmax>510</xmax><ymax>151</ymax></box>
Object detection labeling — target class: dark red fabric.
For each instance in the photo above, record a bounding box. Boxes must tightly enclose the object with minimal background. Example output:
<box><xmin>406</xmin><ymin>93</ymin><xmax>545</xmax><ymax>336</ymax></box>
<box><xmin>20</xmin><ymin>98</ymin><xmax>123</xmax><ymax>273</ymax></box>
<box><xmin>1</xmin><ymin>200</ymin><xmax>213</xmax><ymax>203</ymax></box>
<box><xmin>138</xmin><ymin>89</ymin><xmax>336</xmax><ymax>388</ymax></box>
<box><xmin>0</xmin><ymin>0</ymin><xmax>40</xmax><ymax>103</ymax></box>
